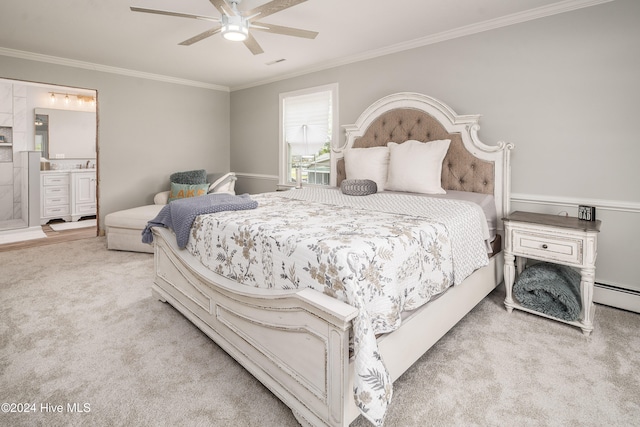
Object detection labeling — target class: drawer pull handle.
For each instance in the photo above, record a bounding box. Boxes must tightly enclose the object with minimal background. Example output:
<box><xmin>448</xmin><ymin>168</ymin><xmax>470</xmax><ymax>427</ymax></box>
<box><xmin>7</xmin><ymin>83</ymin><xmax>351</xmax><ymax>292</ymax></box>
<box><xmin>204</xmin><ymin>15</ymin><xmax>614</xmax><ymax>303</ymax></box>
<box><xmin>542</xmin><ymin>244</ymin><xmax>548</xmax><ymax>249</ymax></box>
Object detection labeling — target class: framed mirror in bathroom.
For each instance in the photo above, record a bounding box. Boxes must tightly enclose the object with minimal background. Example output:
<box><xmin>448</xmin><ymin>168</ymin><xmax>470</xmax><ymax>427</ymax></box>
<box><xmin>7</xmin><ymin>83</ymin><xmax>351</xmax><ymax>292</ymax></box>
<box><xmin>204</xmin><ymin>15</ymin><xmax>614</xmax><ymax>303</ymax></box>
<box><xmin>34</xmin><ymin>113</ymin><xmax>49</xmax><ymax>159</ymax></box>
<box><xmin>34</xmin><ymin>108</ymin><xmax>96</xmax><ymax>160</ymax></box>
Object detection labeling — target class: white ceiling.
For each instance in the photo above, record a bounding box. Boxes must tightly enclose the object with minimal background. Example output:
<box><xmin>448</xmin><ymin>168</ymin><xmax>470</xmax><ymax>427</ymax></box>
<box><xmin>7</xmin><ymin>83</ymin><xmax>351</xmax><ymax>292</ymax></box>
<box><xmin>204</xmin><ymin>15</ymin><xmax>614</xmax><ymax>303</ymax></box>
<box><xmin>0</xmin><ymin>0</ymin><xmax>606</xmax><ymax>91</ymax></box>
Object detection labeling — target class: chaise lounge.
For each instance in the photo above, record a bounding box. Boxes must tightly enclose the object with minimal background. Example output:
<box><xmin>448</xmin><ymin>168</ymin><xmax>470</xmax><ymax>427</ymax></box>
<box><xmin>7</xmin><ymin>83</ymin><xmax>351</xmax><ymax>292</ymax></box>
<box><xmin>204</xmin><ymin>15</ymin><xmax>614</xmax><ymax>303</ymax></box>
<box><xmin>105</xmin><ymin>171</ymin><xmax>236</xmax><ymax>253</ymax></box>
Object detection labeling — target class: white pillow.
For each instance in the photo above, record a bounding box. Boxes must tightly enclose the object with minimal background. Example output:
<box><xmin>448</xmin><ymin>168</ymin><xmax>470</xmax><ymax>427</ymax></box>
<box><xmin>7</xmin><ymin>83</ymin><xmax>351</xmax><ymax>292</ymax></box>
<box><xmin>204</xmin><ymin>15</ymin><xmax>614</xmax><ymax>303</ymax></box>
<box><xmin>386</xmin><ymin>139</ymin><xmax>451</xmax><ymax>194</ymax></box>
<box><xmin>344</xmin><ymin>146</ymin><xmax>390</xmax><ymax>192</ymax></box>
<box><xmin>208</xmin><ymin>172</ymin><xmax>237</xmax><ymax>195</ymax></box>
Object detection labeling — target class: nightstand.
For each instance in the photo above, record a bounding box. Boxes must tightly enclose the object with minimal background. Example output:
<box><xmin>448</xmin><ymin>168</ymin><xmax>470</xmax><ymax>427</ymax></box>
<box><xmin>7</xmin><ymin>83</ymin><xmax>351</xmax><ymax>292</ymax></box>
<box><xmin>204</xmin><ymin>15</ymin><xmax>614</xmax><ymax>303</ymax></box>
<box><xmin>503</xmin><ymin>211</ymin><xmax>602</xmax><ymax>335</ymax></box>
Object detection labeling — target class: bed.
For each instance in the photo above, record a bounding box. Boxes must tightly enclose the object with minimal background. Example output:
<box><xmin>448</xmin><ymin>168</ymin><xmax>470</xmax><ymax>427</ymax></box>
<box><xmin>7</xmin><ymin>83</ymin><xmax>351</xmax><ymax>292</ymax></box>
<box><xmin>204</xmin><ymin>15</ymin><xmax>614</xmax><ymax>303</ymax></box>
<box><xmin>150</xmin><ymin>92</ymin><xmax>513</xmax><ymax>426</ymax></box>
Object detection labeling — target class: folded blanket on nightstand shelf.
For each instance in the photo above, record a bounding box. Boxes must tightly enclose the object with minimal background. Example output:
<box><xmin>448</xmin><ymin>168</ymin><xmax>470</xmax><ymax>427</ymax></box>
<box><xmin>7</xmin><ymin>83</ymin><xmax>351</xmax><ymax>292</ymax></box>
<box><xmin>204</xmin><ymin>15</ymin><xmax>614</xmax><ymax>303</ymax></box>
<box><xmin>513</xmin><ymin>262</ymin><xmax>582</xmax><ymax>321</ymax></box>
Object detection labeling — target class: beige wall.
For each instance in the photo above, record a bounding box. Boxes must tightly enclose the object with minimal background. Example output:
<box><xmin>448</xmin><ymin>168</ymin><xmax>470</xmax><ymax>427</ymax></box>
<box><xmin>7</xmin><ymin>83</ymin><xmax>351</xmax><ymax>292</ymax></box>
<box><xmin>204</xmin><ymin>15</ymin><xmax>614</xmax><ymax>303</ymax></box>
<box><xmin>229</xmin><ymin>0</ymin><xmax>640</xmax><ymax>294</ymax></box>
<box><xmin>0</xmin><ymin>56</ymin><xmax>230</xmax><ymax>231</ymax></box>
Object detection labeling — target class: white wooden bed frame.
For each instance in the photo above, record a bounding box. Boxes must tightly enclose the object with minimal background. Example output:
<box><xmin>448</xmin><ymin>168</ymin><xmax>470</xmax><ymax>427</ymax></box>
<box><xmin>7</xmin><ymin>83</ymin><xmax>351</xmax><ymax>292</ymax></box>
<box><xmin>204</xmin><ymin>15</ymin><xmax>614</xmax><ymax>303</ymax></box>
<box><xmin>151</xmin><ymin>93</ymin><xmax>513</xmax><ymax>426</ymax></box>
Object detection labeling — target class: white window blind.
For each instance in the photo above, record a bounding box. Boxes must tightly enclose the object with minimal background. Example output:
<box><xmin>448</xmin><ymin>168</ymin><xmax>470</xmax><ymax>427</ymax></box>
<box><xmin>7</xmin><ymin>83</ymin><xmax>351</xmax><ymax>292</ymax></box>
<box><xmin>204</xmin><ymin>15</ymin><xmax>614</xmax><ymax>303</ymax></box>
<box><xmin>279</xmin><ymin>84</ymin><xmax>336</xmax><ymax>187</ymax></box>
<box><xmin>283</xmin><ymin>90</ymin><xmax>332</xmax><ymax>157</ymax></box>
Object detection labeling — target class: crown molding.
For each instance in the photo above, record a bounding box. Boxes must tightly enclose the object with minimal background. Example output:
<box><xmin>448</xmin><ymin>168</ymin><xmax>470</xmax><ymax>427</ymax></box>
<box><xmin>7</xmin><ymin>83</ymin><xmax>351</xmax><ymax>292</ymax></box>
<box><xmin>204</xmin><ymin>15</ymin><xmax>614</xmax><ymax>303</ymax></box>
<box><xmin>0</xmin><ymin>47</ymin><xmax>229</xmax><ymax>92</ymax></box>
<box><xmin>230</xmin><ymin>0</ymin><xmax>615</xmax><ymax>91</ymax></box>
<box><xmin>0</xmin><ymin>0</ymin><xmax>614</xmax><ymax>92</ymax></box>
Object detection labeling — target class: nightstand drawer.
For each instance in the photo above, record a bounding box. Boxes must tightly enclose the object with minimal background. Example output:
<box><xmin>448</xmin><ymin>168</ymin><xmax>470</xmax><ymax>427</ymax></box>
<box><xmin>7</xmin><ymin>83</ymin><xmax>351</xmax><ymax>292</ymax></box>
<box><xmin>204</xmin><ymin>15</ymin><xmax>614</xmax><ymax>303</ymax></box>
<box><xmin>511</xmin><ymin>230</ymin><xmax>583</xmax><ymax>265</ymax></box>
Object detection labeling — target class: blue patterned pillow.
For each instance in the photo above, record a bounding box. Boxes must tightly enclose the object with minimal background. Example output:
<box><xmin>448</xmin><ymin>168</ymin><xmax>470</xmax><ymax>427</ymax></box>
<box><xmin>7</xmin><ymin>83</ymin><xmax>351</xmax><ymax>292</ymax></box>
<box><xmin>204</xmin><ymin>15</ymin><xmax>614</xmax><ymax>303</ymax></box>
<box><xmin>168</xmin><ymin>182</ymin><xmax>209</xmax><ymax>202</ymax></box>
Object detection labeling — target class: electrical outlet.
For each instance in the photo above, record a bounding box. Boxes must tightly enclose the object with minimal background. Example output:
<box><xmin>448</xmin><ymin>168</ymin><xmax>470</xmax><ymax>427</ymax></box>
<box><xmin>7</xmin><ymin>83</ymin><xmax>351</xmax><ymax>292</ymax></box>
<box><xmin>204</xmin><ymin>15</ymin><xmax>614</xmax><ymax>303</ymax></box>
<box><xmin>578</xmin><ymin>205</ymin><xmax>596</xmax><ymax>221</ymax></box>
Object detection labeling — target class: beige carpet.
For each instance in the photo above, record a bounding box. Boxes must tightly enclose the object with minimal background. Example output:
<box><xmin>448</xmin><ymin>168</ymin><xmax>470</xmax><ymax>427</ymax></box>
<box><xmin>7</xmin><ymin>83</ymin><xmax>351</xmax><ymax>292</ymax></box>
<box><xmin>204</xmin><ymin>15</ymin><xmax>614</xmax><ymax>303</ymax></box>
<box><xmin>1</xmin><ymin>237</ymin><xmax>638</xmax><ymax>427</ymax></box>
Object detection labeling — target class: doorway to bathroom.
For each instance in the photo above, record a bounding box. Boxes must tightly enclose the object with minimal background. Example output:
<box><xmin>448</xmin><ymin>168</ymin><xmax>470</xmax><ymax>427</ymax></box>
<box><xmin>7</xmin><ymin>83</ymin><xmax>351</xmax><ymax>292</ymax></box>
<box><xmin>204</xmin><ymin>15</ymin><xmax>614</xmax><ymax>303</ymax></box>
<box><xmin>0</xmin><ymin>77</ymin><xmax>98</xmax><ymax>243</ymax></box>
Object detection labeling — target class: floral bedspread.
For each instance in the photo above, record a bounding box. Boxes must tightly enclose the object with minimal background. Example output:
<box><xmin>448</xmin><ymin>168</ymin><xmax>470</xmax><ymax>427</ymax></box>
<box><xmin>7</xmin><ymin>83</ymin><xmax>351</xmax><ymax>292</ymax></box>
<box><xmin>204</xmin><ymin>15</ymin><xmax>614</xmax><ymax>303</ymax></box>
<box><xmin>185</xmin><ymin>189</ymin><xmax>489</xmax><ymax>426</ymax></box>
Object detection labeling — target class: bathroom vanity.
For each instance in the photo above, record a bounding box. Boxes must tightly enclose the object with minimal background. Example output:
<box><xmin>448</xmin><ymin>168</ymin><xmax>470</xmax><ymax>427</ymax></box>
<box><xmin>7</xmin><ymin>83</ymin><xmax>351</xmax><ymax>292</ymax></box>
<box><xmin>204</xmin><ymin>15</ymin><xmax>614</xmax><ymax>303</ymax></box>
<box><xmin>40</xmin><ymin>169</ymin><xmax>96</xmax><ymax>224</ymax></box>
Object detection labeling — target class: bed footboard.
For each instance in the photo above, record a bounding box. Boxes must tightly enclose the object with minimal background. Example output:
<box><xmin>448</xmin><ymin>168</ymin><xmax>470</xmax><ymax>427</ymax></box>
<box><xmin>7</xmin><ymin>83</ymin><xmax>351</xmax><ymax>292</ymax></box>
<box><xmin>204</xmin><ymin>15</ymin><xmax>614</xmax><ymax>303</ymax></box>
<box><xmin>152</xmin><ymin>228</ymin><xmax>358</xmax><ymax>426</ymax></box>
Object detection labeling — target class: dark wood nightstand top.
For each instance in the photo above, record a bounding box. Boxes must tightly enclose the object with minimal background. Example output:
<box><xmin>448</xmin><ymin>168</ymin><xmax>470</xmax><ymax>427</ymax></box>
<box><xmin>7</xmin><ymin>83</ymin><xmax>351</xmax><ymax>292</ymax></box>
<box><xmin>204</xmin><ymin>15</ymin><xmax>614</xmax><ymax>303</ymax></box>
<box><xmin>503</xmin><ymin>211</ymin><xmax>601</xmax><ymax>233</ymax></box>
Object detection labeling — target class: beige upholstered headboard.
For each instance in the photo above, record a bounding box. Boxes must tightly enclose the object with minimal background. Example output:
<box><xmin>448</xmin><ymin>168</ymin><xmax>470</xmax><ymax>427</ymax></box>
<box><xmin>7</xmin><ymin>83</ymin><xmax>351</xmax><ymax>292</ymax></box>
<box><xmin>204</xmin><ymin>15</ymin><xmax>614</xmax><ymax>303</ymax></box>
<box><xmin>334</xmin><ymin>92</ymin><xmax>513</xmax><ymax>226</ymax></box>
<box><xmin>336</xmin><ymin>108</ymin><xmax>494</xmax><ymax>195</ymax></box>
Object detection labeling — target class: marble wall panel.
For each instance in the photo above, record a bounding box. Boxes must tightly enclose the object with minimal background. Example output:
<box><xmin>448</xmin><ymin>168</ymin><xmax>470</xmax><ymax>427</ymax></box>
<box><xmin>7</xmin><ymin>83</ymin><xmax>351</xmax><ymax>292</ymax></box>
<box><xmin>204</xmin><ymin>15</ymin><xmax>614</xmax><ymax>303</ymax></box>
<box><xmin>0</xmin><ymin>185</ymin><xmax>12</xmax><ymax>220</ymax></box>
<box><xmin>13</xmin><ymin>96</ymin><xmax>26</xmax><ymax>133</ymax></box>
<box><xmin>13</xmin><ymin>84</ymin><xmax>27</xmax><ymax>98</ymax></box>
<box><xmin>0</xmin><ymin>83</ymin><xmax>12</xmax><ymax>113</ymax></box>
<box><xmin>0</xmin><ymin>113</ymin><xmax>12</xmax><ymax>127</ymax></box>
<box><xmin>13</xmin><ymin>166</ymin><xmax>21</xmax><ymax>204</ymax></box>
<box><xmin>0</xmin><ymin>162</ymin><xmax>12</xmax><ymax>185</ymax></box>
<box><xmin>12</xmin><ymin>131</ymin><xmax>26</xmax><ymax>152</ymax></box>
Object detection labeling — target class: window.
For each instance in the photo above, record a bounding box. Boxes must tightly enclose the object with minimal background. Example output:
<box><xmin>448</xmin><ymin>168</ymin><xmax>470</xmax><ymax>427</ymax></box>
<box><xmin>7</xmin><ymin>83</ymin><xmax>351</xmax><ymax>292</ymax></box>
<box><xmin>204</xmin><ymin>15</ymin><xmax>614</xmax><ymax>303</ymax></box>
<box><xmin>279</xmin><ymin>84</ymin><xmax>338</xmax><ymax>187</ymax></box>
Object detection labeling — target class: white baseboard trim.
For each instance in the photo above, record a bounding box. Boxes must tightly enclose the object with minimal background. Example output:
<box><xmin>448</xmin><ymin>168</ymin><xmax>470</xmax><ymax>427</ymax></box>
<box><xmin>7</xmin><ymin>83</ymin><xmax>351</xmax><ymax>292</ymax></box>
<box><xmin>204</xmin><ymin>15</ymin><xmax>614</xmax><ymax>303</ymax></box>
<box><xmin>594</xmin><ymin>283</ymin><xmax>640</xmax><ymax>314</ymax></box>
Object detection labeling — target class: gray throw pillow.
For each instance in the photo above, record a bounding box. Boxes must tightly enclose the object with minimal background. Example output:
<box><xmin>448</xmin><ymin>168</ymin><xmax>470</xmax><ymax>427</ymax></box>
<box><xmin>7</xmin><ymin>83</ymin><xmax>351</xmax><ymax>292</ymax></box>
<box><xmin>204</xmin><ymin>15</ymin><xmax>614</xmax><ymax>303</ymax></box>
<box><xmin>340</xmin><ymin>179</ymin><xmax>377</xmax><ymax>196</ymax></box>
<box><xmin>170</xmin><ymin>169</ymin><xmax>207</xmax><ymax>185</ymax></box>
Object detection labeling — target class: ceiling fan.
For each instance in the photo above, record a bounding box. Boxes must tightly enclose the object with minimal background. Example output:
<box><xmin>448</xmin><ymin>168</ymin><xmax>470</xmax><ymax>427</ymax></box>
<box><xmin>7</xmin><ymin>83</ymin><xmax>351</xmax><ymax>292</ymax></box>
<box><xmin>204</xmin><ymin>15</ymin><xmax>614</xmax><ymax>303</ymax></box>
<box><xmin>130</xmin><ymin>0</ymin><xmax>318</xmax><ymax>55</ymax></box>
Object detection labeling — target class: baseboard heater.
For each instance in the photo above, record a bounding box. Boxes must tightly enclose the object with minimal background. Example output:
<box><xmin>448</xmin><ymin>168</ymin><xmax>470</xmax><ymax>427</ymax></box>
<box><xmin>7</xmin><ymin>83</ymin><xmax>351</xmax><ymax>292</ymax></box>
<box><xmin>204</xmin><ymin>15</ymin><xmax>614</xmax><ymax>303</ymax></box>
<box><xmin>594</xmin><ymin>282</ymin><xmax>640</xmax><ymax>314</ymax></box>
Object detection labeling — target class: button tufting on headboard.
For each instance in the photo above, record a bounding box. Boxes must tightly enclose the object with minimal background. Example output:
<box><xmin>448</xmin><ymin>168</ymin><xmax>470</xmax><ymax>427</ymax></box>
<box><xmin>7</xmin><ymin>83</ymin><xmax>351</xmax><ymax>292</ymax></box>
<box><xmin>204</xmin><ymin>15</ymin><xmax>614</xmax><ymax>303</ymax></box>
<box><xmin>341</xmin><ymin>107</ymin><xmax>495</xmax><ymax>195</ymax></box>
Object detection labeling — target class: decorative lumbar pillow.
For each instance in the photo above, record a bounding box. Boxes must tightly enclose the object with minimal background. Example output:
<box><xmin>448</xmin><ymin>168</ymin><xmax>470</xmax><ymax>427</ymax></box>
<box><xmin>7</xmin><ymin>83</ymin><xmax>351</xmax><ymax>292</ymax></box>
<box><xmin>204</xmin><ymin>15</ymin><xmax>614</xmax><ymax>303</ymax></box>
<box><xmin>344</xmin><ymin>146</ymin><xmax>389</xmax><ymax>192</ymax></box>
<box><xmin>168</xmin><ymin>182</ymin><xmax>209</xmax><ymax>202</ymax></box>
<box><xmin>169</xmin><ymin>169</ymin><xmax>207</xmax><ymax>185</ymax></box>
<box><xmin>340</xmin><ymin>179</ymin><xmax>378</xmax><ymax>196</ymax></box>
<box><xmin>386</xmin><ymin>139</ymin><xmax>451</xmax><ymax>194</ymax></box>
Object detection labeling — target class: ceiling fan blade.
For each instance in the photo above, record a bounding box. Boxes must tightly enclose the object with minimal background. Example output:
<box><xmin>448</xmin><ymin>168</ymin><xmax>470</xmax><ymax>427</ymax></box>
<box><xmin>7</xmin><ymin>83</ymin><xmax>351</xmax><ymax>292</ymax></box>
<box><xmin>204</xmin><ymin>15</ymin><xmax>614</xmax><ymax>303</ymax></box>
<box><xmin>210</xmin><ymin>0</ymin><xmax>235</xmax><ymax>17</ymax></box>
<box><xmin>243</xmin><ymin>34</ymin><xmax>264</xmax><ymax>55</ymax></box>
<box><xmin>130</xmin><ymin>7</ymin><xmax>217</xmax><ymax>22</ymax></box>
<box><xmin>251</xmin><ymin>22</ymin><xmax>318</xmax><ymax>39</ymax></box>
<box><xmin>245</xmin><ymin>0</ymin><xmax>307</xmax><ymax>21</ymax></box>
<box><xmin>179</xmin><ymin>27</ymin><xmax>222</xmax><ymax>46</ymax></box>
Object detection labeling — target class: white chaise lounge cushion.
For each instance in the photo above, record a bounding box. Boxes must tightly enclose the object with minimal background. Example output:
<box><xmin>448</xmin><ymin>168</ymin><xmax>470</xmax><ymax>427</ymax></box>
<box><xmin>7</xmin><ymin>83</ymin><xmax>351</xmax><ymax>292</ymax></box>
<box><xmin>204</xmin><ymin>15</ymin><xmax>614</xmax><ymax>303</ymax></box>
<box><xmin>106</xmin><ymin>205</ymin><xmax>163</xmax><ymax>230</ymax></box>
<box><xmin>105</xmin><ymin>204</ymin><xmax>164</xmax><ymax>253</ymax></box>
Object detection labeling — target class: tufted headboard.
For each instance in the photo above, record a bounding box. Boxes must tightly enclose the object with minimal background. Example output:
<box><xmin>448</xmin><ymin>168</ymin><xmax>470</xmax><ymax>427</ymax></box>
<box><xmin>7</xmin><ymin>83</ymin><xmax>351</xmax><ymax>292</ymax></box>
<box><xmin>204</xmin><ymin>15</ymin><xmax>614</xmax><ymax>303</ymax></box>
<box><xmin>336</xmin><ymin>108</ymin><xmax>494</xmax><ymax>194</ymax></box>
<box><xmin>334</xmin><ymin>92</ymin><xmax>513</xmax><ymax>226</ymax></box>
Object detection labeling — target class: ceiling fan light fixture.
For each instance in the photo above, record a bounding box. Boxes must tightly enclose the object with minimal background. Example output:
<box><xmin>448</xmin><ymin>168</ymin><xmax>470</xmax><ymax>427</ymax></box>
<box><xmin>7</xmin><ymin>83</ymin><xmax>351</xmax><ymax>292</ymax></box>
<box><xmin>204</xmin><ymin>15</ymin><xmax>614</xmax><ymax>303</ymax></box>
<box><xmin>221</xmin><ymin>15</ymin><xmax>248</xmax><ymax>42</ymax></box>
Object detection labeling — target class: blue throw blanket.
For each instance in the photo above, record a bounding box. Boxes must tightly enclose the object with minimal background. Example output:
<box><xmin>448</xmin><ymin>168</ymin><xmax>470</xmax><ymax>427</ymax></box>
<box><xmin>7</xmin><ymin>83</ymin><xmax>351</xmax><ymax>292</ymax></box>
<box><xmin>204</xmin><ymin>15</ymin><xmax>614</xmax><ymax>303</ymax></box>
<box><xmin>142</xmin><ymin>193</ymin><xmax>258</xmax><ymax>249</ymax></box>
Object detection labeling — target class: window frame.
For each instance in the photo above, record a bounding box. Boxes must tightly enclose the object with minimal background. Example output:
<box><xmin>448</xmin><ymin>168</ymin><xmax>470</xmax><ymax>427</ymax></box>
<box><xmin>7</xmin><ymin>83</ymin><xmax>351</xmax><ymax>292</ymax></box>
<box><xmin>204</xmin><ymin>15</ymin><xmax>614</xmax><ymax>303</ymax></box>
<box><xmin>278</xmin><ymin>83</ymin><xmax>338</xmax><ymax>188</ymax></box>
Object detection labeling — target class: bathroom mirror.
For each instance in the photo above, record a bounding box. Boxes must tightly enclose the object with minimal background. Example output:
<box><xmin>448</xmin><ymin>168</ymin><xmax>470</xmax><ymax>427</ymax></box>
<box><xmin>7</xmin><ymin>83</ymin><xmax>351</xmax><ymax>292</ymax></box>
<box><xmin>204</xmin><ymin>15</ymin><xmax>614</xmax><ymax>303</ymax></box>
<box><xmin>34</xmin><ymin>113</ymin><xmax>48</xmax><ymax>159</ymax></box>
<box><xmin>34</xmin><ymin>108</ymin><xmax>96</xmax><ymax>159</ymax></box>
